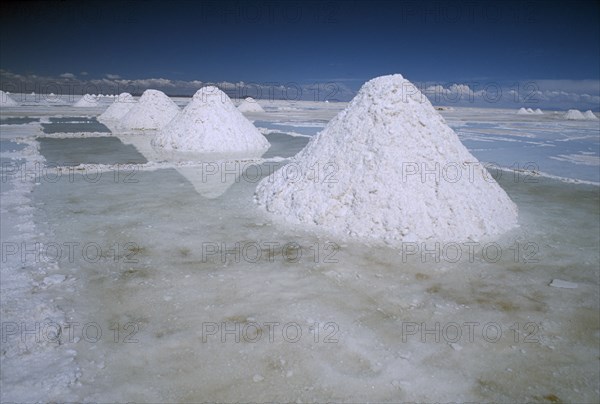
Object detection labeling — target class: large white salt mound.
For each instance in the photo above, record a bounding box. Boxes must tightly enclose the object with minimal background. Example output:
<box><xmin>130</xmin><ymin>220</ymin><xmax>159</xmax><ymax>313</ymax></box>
<box><xmin>583</xmin><ymin>110</ymin><xmax>599</xmax><ymax>120</ymax></box>
<box><xmin>255</xmin><ymin>74</ymin><xmax>518</xmax><ymax>243</ymax></box>
<box><xmin>237</xmin><ymin>97</ymin><xmax>265</xmax><ymax>113</ymax></box>
<box><xmin>0</xmin><ymin>90</ymin><xmax>18</xmax><ymax>106</ymax></box>
<box><xmin>564</xmin><ymin>109</ymin><xmax>586</xmax><ymax>120</ymax></box>
<box><xmin>97</xmin><ymin>93</ymin><xmax>136</xmax><ymax>123</ymax></box>
<box><xmin>118</xmin><ymin>89</ymin><xmax>180</xmax><ymax>131</ymax></box>
<box><xmin>73</xmin><ymin>94</ymin><xmax>99</xmax><ymax>107</ymax></box>
<box><xmin>153</xmin><ymin>86</ymin><xmax>270</xmax><ymax>153</ymax></box>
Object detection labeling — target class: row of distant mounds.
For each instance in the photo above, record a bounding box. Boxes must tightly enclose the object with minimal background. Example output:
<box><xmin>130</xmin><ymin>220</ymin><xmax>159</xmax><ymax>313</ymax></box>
<box><xmin>98</xmin><ymin>89</ymin><xmax>270</xmax><ymax>154</ymax></box>
<box><xmin>564</xmin><ymin>109</ymin><xmax>598</xmax><ymax>121</ymax></box>
<box><xmin>516</xmin><ymin>107</ymin><xmax>598</xmax><ymax>120</ymax></box>
<box><xmin>517</xmin><ymin>107</ymin><xmax>544</xmax><ymax>115</ymax></box>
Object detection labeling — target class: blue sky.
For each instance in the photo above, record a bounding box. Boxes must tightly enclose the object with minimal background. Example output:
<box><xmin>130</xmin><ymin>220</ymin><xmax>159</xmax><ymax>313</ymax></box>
<box><xmin>1</xmin><ymin>1</ymin><xmax>599</xmax><ymax>108</ymax></box>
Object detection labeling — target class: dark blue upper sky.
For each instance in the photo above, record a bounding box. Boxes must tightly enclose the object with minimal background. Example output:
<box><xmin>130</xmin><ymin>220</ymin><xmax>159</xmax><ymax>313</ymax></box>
<box><xmin>1</xmin><ymin>0</ymin><xmax>599</xmax><ymax>89</ymax></box>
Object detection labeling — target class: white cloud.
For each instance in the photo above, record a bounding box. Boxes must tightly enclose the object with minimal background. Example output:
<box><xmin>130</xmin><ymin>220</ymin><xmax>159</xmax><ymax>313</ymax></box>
<box><xmin>106</xmin><ymin>74</ymin><xmax>121</xmax><ymax>79</ymax></box>
<box><xmin>60</xmin><ymin>72</ymin><xmax>75</xmax><ymax>79</ymax></box>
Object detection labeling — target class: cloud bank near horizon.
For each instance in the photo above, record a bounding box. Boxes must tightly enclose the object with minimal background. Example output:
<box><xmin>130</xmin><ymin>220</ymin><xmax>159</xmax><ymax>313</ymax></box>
<box><xmin>1</xmin><ymin>70</ymin><xmax>598</xmax><ymax>110</ymax></box>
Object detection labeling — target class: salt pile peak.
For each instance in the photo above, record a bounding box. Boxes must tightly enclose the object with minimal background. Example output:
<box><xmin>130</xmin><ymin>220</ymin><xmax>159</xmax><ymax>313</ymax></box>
<box><xmin>255</xmin><ymin>74</ymin><xmax>518</xmax><ymax>243</ymax></box>
<box><xmin>237</xmin><ymin>97</ymin><xmax>265</xmax><ymax>113</ymax></box>
<box><xmin>0</xmin><ymin>90</ymin><xmax>18</xmax><ymax>106</ymax></box>
<box><xmin>119</xmin><ymin>89</ymin><xmax>179</xmax><ymax>131</ymax></box>
<box><xmin>97</xmin><ymin>93</ymin><xmax>136</xmax><ymax>123</ymax></box>
<box><xmin>153</xmin><ymin>86</ymin><xmax>270</xmax><ymax>153</ymax></box>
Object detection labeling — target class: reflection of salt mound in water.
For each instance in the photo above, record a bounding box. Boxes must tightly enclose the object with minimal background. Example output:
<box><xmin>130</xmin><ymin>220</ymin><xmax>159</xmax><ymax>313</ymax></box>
<box><xmin>97</xmin><ymin>93</ymin><xmax>137</xmax><ymax>125</ymax></box>
<box><xmin>564</xmin><ymin>109</ymin><xmax>586</xmax><ymax>120</ymax></box>
<box><xmin>256</xmin><ymin>74</ymin><xmax>518</xmax><ymax>243</ymax></box>
<box><xmin>73</xmin><ymin>94</ymin><xmax>99</xmax><ymax>107</ymax></box>
<box><xmin>583</xmin><ymin>110</ymin><xmax>598</xmax><ymax>120</ymax></box>
<box><xmin>153</xmin><ymin>86</ymin><xmax>270</xmax><ymax>154</ymax></box>
<box><xmin>237</xmin><ymin>97</ymin><xmax>265</xmax><ymax>113</ymax></box>
<box><xmin>118</xmin><ymin>89</ymin><xmax>179</xmax><ymax>131</ymax></box>
<box><xmin>0</xmin><ymin>90</ymin><xmax>18</xmax><ymax>106</ymax></box>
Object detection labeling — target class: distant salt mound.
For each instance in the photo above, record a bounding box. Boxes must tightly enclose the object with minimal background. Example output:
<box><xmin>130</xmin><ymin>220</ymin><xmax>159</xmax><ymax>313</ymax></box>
<box><xmin>564</xmin><ymin>109</ymin><xmax>586</xmax><ymax>120</ymax></box>
<box><xmin>0</xmin><ymin>90</ymin><xmax>18</xmax><ymax>106</ymax></box>
<box><xmin>153</xmin><ymin>86</ymin><xmax>270</xmax><ymax>153</ymax></box>
<box><xmin>256</xmin><ymin>74</ymin><xmax>518</xmax><ymax>243</ymax></box>
<box><xmin>517</xmin><ymin>107</ymin><xmax>542</xmax><ymax>115</ymax></box>
<box><xmin>119</xmin><ymin>89</ymin><xmax>179</xmax><ymax>131</ymax></box>
<box><xmin>97</xmin><ymin>93</ymin><xmax>136</xmax><ymax>123</ymax></box>
<box><xmin>583</xmin><ymin>110</ymin><xmax>599</xmax><ymax>120</ymax></box>
<box><xmin>73</xmin><ymin>94</ymin><xmax>99</xmax><ymax>107</ymax></box>
<box><xmin>237</xmin><ymin>97</ymin><xmax>265</xmax><ymax>113</ymax></box>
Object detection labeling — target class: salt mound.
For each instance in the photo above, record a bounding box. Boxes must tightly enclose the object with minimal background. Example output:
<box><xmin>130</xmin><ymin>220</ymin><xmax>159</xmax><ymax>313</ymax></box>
<box><xmin>97</xmin><ymin>93</ymin><xmax>136</xmax><ymax>123</ymax></box>
<box><xmin>118</xmin><ymin>89</ymin><xmax>179</xmax><ymax>131</ymax></box>
<box><xmin>516</xmin><ymin>107</ymin><xmax>529</xmax><ymax>115</ymax></box>
<box><xmin>583</xmin><ymin>110</ymin><xmax>598</xmax><ymax>120</ymax></box>
<box><xmin>255</xmin><ymin>74</ymin><xmax>518</xmax><ymax>243</ymax></box>
<box><xmin>0</xmin><ymin>90</ymin><xmax>18</xmax><ymax>106</ymax></box>
<box><xmin>73</xmin><ymin>94</ymin><xmax>99</xmax><ymax>107</ymax></box>
<box><xmin>237</xmin><ymin>97</ymin><xmax>265</xmax><ymax>113</ymax></box>
<box><xmin>534</xmin><ymin>108</ymin><xmax>544</xmax><ymax>114</ymax></box>
<box><xmin>564</xmin><ymin>109</ymin><xmax>586</xmax><ymax>120</ymax></box>
<box><xmin>153</xmin><ymin>86</ymin><xmax>270</xmax><ymax>153</ymax></box>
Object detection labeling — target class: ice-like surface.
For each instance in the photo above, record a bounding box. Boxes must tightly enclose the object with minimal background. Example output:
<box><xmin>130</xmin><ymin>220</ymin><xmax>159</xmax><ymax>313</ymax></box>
<box><xmin>153</xmin><ymin>87</ymin><xmax>270</xmax><ymax>154</ymax></box>
<box><xmin>256</xmin><ymin>75</ymin><xmax>518</xmax><ymax>243</ymax></box>
<box><xmin>1</xmin><ymin>98</ymin><xmax>599</xmax><ymax>403</ymax></box>
<box><xmin>118</xmin><ymin>89</ymin><xmax>180</xmax><ymax>132</ymax></box>
<box><xmin>237</xmin><ymin>97</ymin><xmax>265</xmax><ymax>113</ymax></box>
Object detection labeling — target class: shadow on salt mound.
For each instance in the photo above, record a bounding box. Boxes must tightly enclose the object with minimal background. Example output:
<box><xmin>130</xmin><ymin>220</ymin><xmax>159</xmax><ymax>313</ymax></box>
<box><xmin>256</xmin><ymin>74</ymin><xmax>518</xmax><ymax>244</ymax></box>
<box><xmin>117</xmin><ymin>89</ymin><xmax>179</xmax><ymax>132</ymax></box>
<box><xmin>238</xmin><ymin>97</ymin><xmax>265</xmax><ymax>113</ymax></box>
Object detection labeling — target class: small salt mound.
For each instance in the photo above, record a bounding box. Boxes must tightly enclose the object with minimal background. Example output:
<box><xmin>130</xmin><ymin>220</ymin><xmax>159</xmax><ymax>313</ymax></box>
<box><xmin>583</xmin><ymin>110</ymin><xmax>598</xmax><ymax>120</ymax></box>
<box><xmin>118</xmin><ymin>89</ymin><xmax>180</xmax><ymax>131</ymax></box>
<box><xmin>237</xmin><ymin>97</ymin><xmax>265</xmax><ymax>113</ymax></box>
<box><xmin>73</xmin><ymin>94</ymin><xmax>99</xmax><ymax>107</ymax></box>
<box><xmin>255</xmin><ymin>74</ymin><xmax>518</xmax><ymax>243</ymax></box>
<box><xmin>534</xmin><ymin>108</ymin><xmax>544</xmax><ymax>114</ymax></box>
<box><xmin>153</xmin><ymin>86</ymin><xmax>270</xmax><ymax>153</ymax></box>
<box><xmin>516</xmin><ymin>107</ymin><xmax>529</xmax><ymax>115</ymax></box>
<box><xmin>564</xmin><ymin>109</ymin><xmax>586</xmax><ymax>120</ymax></box>
<box><xmin>97</xmin><ymin>93</ymin><xmax>136</xmax><ymax>123</ymax></box>
<box><xmin>0</xmin><ymin>90</ymin><xmax>18</xmax><ymax>106</ymax></box>
<box><xmin>526</xmin><ymin>108</ymin><xmax>534</xmax><ymax>113</ymax></box>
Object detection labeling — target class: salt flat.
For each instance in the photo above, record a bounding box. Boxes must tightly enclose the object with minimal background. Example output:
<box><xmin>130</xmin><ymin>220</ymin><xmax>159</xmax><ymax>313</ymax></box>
<box><xmin>1</xmin><ymin>95</ymin><xmax>599</xmax><ymax>402</ymax></box>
